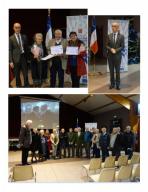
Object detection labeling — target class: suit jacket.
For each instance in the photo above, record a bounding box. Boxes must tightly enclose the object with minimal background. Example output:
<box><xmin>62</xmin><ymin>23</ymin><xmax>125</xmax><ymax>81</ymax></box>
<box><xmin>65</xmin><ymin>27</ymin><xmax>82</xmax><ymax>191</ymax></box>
<box><xmin>106</xmin><ymin>32</ymin><xmax>124</xmax><ymax>56</ymax></box>
<box><xmin>74</xmin><ymin>132</ymin><xmax>84</xmax><ymax>145</ymax></box>
<box><xmin>112</xmin><ymin>133</ymin><xmax>122</xmax><ymax>151</ymax></box>
<box><xmin>99</xmin><ymin>133</ymin><xmax>110</xmax><ymax>148</ymax></box>
<box><xmin>9</xmin><ymin>33</ymin><xmax>28</xmax><ymax>64</ymax></box>
<box><xmin>19</xmin><ymin>127</ymin><xmax>32</xmax><ymax>148</ymax></box>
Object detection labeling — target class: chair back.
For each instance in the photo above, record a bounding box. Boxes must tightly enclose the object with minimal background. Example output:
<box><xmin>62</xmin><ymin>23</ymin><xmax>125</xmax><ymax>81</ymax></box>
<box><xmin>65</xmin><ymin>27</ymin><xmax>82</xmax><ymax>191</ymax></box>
<box><xmin>117</xmin><ymin>155</ymin><xmax>128</xmax><ymax>166</ymax></box>
<box><xmin>12</xmin><ymin>165</ymin><xmax>34</xmax><ymax>181</ymax></box>
<box><xmin>133</xmin><ymin>164</ymin><xmax>140</xmax><ymax>179</ymax></box>
<box><xmin>117</xmin><ymin>165</ymin><xmax>133</xmax><ymax>181</ymax></box>
<box><xmin>89</xmin><ymin>158</ymin><xmax>102</xmax><ymax>171</ymax></box>
<box><xmin>130</xmin><ymin>154</ymin><xmax>140</xmax><ymax>165</ymax></box>
<box><xmin>104</xmin><ymin>156</ymin><xmax>115</xmax><ymax>168</ymax></box>
<box><xmin>99</xmin><ymin>168</ymin><xmax>115</xmax><ymax>182</ymax></box>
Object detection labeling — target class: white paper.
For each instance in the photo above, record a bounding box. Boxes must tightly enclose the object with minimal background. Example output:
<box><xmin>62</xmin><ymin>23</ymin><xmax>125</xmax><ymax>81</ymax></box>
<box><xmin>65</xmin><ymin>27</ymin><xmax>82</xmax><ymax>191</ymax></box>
<box><xmin>50</xmin><ymin>45</ymin><xmax>63</xmax><ymax>55</ymax></box>
<box><xmin>66</xmin><ymin>46</ymin><xmax>79</xmax><ymax>55</ymax></box>
<box><xmin>41</xmin><ymin>54</ymin><xmax>55</xmax><ymax>60</ymax></box>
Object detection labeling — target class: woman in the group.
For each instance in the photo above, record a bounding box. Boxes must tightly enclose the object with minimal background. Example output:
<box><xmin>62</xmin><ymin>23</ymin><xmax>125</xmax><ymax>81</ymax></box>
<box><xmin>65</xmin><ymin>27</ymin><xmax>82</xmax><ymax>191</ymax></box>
<box><xmin>39</xmin><ymin>129</ymin><xmax>49</xmax><ymax>161</ymax></box>
<box><xmin>50</xmin><ymin>129</ymin><xmax>59</xmax><ymax>159</ymax></box>
<box><xmin>91</xmin><ymin>129</ymin><xmax>100</xmax><ymax>158</ymax></box>
<box><xmin>44</xmin><ymin>129</ymin><xmax>52</xmax><ymax>156</ymax></box>
<box><xmin>30</xmin><ymin>128</ymin><xmax>40</xmax><ymax>163</ymax></box>
<box><xmin>66</xmin><ymin>32</ymin><xmax>87</xmax><ymax>88</ymax></box>
<box><xmin>30</xmin><ymin>33</ymin><xmax>47</xmax><ymax>87</ymax></box>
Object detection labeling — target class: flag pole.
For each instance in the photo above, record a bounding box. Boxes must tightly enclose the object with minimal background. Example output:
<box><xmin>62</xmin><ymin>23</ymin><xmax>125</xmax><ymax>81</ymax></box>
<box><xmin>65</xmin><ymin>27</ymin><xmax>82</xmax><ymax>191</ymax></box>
<box><xmin>93</xmin><ymin>54</ymin><xmax>96</xmax><ymax>73</ymax></box>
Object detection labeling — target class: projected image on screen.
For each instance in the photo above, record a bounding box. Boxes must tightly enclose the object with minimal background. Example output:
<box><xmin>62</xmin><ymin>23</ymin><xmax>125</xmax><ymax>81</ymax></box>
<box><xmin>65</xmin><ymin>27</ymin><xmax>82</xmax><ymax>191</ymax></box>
<box><xmin>21</xmin><ymin>98</ymin><xmax>59</xmax><ymax>129</ymax></box>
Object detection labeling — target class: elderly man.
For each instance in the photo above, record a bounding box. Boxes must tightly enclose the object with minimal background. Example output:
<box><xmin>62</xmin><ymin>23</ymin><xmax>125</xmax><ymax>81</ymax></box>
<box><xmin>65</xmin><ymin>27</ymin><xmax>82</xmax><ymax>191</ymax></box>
<box><xmin>19</xmin><ymin>120</ymin><xmax>32</xmax><ymax>165</ymax></box>
<box><xmin>106</xmin><ymin>22</ymin><xmax>125</xmax><ymax>90</ymax></box>
<box><xmin>123</xmin><ymin>125</ymin><xmax>134</xmax><ymax>159</ymax></box>
<box><xmin>47</xmin><ymin>29</ymin><xmax>67</xmax><ymax>87</ymax></box>
<box><xmin>9</xmin><ymin>23</ymin><xmax>29</xmax><ymax>87</ymax></box>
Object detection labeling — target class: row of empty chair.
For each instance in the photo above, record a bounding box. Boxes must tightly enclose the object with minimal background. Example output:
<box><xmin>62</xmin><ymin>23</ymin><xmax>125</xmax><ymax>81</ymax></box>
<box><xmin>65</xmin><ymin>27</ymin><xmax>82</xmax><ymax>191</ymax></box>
<box><xmin>82</xmin><ymin>153</ymin><xmax>140</xmax><ymax>181</ymax></box>
<box><xmin>89</xmin><ymin>164</ymin><xmax>140</xmax><ymax>182</ymax></box>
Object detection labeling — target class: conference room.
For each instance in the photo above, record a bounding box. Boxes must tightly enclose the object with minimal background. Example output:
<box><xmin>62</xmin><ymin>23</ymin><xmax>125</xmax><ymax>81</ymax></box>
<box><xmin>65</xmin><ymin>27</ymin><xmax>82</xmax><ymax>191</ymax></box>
<box><xmin>8</xmin><ymin>94</ymin><xmax>140</xmax><ymax>182</ymax></box>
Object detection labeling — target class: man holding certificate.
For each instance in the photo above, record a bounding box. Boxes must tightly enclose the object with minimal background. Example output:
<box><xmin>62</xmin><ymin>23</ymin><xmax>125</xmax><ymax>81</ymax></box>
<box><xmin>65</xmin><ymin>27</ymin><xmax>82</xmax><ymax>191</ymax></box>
<box><xmin>66</xmin><ymin>32</ymin><xmax>87</xmax><ymax>88</ymax></box>
<box><xmin>47</xmin><ymin>29</ymin><xmax>67</xmax><ymax>87</ymax></box>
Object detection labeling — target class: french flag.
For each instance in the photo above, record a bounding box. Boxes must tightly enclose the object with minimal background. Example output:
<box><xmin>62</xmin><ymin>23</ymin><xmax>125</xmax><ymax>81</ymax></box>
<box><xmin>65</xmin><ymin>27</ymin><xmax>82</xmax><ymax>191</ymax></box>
<box><xmin>90</xmin><ymin>17</ymin><xmax>98</xmax><ymax>55</ymax></box>
<box><xmin>45</xmin><ymin>9</ymin><xmax>52</xmax><ymax>48</ymax></box>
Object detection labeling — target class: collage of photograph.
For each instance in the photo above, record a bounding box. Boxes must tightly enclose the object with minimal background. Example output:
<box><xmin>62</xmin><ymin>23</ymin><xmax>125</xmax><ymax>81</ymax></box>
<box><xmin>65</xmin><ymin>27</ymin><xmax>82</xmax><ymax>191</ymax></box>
<box><xmin>8</xmin><ymin>8</ymin><xmax>140</xmax><ymax>184</ymax></box>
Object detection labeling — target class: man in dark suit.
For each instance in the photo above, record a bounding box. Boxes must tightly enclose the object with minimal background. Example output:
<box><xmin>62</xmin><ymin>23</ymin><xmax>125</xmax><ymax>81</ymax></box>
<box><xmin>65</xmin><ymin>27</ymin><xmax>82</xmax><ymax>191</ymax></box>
<box><xmin>9</xmin><ymin>23</ymin><xmax>29</xmax><ymax>87</ymax></box>
<box><xmin>99</xmin><ymin>126</ymin><xmax>110</xmax><ymax>161</ymax></box>
<box><xmin>106</xmin><ymin>22</ymin><xmax>125</xmax><ymax>90</ymax></box>
<box><xmin>74</xmin><ymin>127</ymin><xmax>84</xmax><ymax>157</ymax></box>
<box><xmin>110</xmin><ymin>127</ymin><xmax>122</xmax><ymax>160</ymax></box>
<box><xmin>19</xmin><ymin>120</ymin><xmax>32</xmax><ymax>165</ymax></box>
<box><xmin>123</xmin><ymin>125</ymin><xmax>134</xmax><ymax>159</ymax></box>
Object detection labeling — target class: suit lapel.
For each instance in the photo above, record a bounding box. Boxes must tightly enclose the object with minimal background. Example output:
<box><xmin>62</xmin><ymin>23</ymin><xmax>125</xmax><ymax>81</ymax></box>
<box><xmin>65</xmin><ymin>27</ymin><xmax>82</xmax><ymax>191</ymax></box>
<box><xmin>116</xmin><ymin>33</ymin><xmax>120</xmax><ymax>45</ymax></box>
<box><xmin>13</xmin><ymin>34</ymin><xmax>20</xmax><ymax>48</ymax></box>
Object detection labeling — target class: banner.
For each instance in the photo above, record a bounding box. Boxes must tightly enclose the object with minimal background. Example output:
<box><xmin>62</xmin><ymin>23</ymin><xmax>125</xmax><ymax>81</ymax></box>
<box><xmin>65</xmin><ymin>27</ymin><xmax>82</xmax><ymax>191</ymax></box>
<box><xmin>107</xmin><ymin>19</ymin><xmax>129</xmax><ymax>72</ymax></box>
<box><xmin>66</xmin><ymin>15</ymin><xmax>88</xmax><ymax>84</ymax></box>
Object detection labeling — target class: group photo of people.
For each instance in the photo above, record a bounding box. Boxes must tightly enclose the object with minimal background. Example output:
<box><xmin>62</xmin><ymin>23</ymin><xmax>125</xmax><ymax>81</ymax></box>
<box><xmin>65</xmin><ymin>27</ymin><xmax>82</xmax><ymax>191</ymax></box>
<box><xmin>9</xmin><ymin>9</ymin><xmax>88</xmax><ymax>88</ymax></box>
<box><xmin>19</xmin><ymin>123</ymin><xmax>137</xmax><ymax>165</ymax></box>
<box><xmin>8</xmin><ymin>94</ymin><xmax>140</xmax><ymax>182</ymax></box>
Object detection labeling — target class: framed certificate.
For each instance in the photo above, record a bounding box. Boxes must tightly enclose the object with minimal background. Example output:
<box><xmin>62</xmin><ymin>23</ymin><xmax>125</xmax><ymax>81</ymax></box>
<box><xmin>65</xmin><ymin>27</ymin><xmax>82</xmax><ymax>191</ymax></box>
<box><xmin>50</xmin><ymin>45</ymin><xmax>63</xmax><ymax>55</ymax></box>
<box><xmin>66</xmin><ymin>46</ymin><xmax>78</xmax><ymax>55</ymax></box>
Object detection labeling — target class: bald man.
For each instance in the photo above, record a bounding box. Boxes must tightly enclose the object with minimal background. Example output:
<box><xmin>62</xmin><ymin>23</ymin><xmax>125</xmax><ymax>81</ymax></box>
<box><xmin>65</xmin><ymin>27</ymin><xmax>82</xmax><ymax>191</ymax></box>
<box><xmin>9</xmin><ymin>23</ymin><xmax>29</xmax><ymax>87</ymax></box>
<box><xmin>106</xmin><ymin>22</ymin><xmax>124</xmax><ymax>90</ymax></box>
<box><xmin>47</xmin><ymin>29</ymin><xmax>67</xmax><ymax>87</ymax></box>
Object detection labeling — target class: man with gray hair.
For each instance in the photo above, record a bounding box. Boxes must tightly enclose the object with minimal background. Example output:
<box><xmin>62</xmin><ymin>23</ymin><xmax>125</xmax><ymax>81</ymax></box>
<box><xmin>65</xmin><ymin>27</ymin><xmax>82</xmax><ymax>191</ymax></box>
<box><xmin>19</xmin><ymin>120</ymin><xmax>32</xmax><ymax>165</ymax></box>
<box><xmin>106</xmin><ymin>22</ymin><xmax>125</xmax><ymax>90</ymax></box>
<box><xmin>47</xmin><ymin>29</ymin><xmax>67</xmax><ymax>87</ymax></box>
<box><xmin>123</xmin><ymin>125</ymin><xmax>134</xmax><ymax>159</ymax></box>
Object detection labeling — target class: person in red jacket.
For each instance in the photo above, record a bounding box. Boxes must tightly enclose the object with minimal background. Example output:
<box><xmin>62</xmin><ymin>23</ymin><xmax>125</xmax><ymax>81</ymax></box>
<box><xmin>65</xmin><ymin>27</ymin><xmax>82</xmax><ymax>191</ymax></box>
<box><xmin>66</xmin><ymin>32</ymin><xmax>87</xmax><ymax>87</ymax></box>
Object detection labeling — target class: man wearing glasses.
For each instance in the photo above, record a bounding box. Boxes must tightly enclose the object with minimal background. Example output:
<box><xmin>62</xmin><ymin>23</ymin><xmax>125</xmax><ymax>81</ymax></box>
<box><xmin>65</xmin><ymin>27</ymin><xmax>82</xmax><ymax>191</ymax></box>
<box><xmin>106</xmin><ymin>22</ymin><xmax>124</xmax><ymax>90</ymax></box>
<box><xmin>9</xmin><ymin>23</ymin><xmax>29</xmax><ymax>87</ymax></box>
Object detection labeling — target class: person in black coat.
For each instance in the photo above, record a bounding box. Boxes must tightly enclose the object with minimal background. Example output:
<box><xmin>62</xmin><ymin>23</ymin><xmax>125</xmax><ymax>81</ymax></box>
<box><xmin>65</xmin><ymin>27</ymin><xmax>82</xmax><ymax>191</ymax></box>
<box><xmin>59</xmin><ymin>128</ymin><xmax>68</xmax><ymax>158</ymax></box>
<box><xmin>123</xmin><ymin>125</ymin><xmax>134</xmax><ymax>159</ymax></box>
<box><xmin>19</xmin><ymin>120</ymin><xmax>32</xmax><ymax>165</ymax></box>
<box><xmin>110</xmin><ymin>127</ymin><xmax>122</xmax><ymax>160</ymax></box>
<box><xmin>99</xmin><ymin>126</ymin><xmax>110</xmax><ymax>161</ymax></box>
<box><xmin>30</xmin><ymin>33</ymin><xmax>47</xmax><ymax>87</ymax></box>
<box><xmin>30</xmin><ymin>128</ymin><xmax>41</xmax><ymax>163</ymax></box>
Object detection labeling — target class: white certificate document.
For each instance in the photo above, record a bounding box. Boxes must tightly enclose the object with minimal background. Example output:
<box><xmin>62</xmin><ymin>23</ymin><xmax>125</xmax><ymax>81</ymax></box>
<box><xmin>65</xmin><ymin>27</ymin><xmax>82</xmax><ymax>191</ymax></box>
<box><xmin>50</xmin><ymin>45</ymin><xmax>63</xmax><ymax>55</ymax></box>
<box><xmin>41</xmin><ymin>54</ymin><xmax>55</xmax><ymax>60</ymax></box>
<box><xmin>66</xmin><ymin>46</ymin><xmax>78</xmax><ymax>55</ymax></box>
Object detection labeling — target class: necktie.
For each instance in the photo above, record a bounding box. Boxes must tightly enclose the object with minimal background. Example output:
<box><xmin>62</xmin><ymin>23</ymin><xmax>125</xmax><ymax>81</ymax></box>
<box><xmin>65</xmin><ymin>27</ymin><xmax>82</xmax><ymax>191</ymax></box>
<box><xmin>17</xmin><ymin>34</ymin><xmax>23</xmax><ymax>53</ymax></box>
<box><xmin>113</xmin><ymin>33</ymin><xmax>116</xmax><ymax>44</ymax></box>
